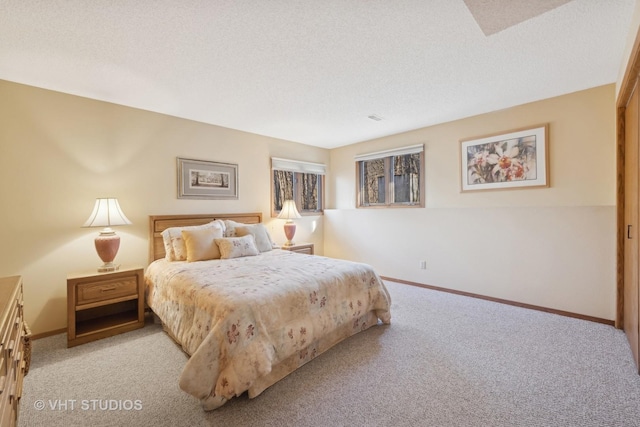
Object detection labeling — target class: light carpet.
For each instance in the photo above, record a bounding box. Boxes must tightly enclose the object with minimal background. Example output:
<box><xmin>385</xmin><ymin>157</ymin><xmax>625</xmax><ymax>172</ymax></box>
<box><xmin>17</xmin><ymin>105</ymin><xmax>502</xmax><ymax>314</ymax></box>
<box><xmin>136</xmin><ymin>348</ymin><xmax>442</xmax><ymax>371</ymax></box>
<box><xmin>19</xmin><ymin>281</ymin><xmax>640</xmax><ymax>427</ymax></box>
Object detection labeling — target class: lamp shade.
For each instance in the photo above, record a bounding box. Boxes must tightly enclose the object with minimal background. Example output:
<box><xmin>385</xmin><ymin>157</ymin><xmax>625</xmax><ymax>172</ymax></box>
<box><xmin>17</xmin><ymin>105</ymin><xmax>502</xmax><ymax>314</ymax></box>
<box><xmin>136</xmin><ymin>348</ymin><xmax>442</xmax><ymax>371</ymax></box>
<box><xmin>277</xmin><ymin>200</ymin><xmax>301</xmax><ymax>220</ymax></box>
<box><xmin>83</xmin><ymin>198</ymin><xmax>131</xmax><ymax>272</ymax></box>
<box><xmin>83</xmin><ymin>198</ymin><xmax>132</xmax><ymax>228</ymax></box>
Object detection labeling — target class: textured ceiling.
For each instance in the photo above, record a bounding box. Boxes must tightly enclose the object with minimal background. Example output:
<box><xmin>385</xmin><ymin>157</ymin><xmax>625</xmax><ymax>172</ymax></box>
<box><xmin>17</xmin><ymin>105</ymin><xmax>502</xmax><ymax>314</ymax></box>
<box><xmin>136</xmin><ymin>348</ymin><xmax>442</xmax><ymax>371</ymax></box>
<box><xmin>463</xmin><ymin>0</ymin><xmax>573</xmax><ymax>35</ymax></box>
<box><xmin>0</xmin><ymin>1</ymin><xmax>634</xmax><ymax>149</ymax></box>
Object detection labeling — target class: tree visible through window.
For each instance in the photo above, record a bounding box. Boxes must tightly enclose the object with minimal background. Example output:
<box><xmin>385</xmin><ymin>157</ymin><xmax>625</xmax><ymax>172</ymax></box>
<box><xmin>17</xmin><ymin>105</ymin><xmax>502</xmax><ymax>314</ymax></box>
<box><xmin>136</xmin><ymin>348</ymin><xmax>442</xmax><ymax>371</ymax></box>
<box><xmin>273</xmin><ymin>170</ymin><xmax>294</xmax><ymax>211</ymax></box>
<box><xmin>300</xmin><ymin>173</ymin><xmax>319</xmax><ymax>211</ymax></box>
<box><xmin>357</xmin><ymin>147</ymin><xmax>424</xmax><ymax>208</ymax></box>
<box><xmin>271</xmin><ymin>158</ymin><xmax>325</xmax><ymax>216</ymax></box>
<box><xmin>362</xmin><ymin>158</ymin><xmax>385</xmax><ymax>205</ymax></box>
<box><xmin>393</xmin><ymin>153</ymin><xmax>421</xmax><ymax>204</ymax></box>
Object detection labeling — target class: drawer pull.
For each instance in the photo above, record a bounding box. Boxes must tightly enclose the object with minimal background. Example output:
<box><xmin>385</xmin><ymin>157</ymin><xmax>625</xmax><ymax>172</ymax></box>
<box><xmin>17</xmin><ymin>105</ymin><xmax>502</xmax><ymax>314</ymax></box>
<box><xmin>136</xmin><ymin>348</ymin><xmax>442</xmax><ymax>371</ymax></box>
<box><xmin>0</xmin><ymin>375</ymin><xmax>5</xmax><ymax>393</ymax></box>
<box><xmin>7</xmin><ymin>340</ymin><xmax>14</xmax><ymax>354</ymax></box>
<box><xmin>76</xmin><ymin>277</ymin><xmax>138</xmax><ymax>305</ymax></box>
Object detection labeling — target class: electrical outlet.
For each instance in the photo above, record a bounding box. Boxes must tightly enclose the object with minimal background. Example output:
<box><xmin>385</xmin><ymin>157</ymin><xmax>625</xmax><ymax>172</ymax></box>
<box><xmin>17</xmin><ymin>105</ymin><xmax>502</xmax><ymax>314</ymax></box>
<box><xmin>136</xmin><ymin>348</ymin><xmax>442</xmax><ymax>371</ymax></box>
<box><xmin>420</xmin><ymin>260</ymin><xmax>427</xmax><ymax>270</ymax></box>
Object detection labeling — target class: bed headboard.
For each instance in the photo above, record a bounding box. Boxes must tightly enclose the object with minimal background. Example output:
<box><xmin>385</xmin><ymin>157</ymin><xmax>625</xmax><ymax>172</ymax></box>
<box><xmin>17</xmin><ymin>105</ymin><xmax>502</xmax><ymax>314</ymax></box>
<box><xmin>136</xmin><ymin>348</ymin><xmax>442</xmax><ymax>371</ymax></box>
<box><xmin>149</xmin><ymin>212</ymin><xmax>263</xmax><ymax>262</ymax></box>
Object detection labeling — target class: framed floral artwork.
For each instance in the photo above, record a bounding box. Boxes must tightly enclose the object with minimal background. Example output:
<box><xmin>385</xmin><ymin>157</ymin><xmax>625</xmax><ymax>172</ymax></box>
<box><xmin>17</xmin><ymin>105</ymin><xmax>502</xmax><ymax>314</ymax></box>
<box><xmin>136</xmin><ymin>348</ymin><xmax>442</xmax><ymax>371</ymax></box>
<box><xmin>177</xmin><ymin>157</ymin><xmax>238</xmax><ymax>199</ymax></box>
<box><xmin>460</xmin><ymin>124</ymin><xmax>549</xmax><ymax>192</ymax></box>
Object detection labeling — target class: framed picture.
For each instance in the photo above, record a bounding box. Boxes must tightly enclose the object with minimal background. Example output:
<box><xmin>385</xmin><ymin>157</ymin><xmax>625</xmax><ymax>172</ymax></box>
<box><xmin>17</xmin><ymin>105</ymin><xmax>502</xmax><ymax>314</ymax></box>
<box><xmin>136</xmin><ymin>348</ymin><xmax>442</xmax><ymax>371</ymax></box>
<box><xmin>460</xmin><ymin>124</ymin><xmax>549</xmax><ymax>192</ymax></box>
<box><xmin>177</xmin><ymin>157</ymin><xmax>238</xmax><ymax>199</ymax></box>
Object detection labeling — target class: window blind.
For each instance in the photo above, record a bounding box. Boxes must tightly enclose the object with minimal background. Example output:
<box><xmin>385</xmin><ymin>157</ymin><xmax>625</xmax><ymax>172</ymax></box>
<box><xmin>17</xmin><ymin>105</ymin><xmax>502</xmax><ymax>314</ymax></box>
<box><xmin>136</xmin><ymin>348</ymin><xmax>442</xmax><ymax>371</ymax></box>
<box><xmin>271</xmin><ymin>158</ymin><xmax>326</xmax><ymax>175</ymax></box>
<box><xmin>354</xmin><ymin>144</ymin><xmax>424</xmax><ymax>162</ymax></box>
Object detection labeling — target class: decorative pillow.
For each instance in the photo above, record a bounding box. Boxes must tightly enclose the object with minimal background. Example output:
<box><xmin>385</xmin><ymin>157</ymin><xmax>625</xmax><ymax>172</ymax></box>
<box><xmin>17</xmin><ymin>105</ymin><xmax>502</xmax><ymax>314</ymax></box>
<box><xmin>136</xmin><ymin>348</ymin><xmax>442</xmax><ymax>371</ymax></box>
<box><xmin>223</xmin><ymin>220</ymin><xmax>247</xmax><ymax>237</ymax></box>
<box><xmin>181</xmin><ymin>227</ymin><xmax>223</xmax><ymax>262</ymax></box>
<box><xmin>225</xmin><ymin>220</ymin><xmax>268</xmax><ymax>237</ymax></box>
<box><xmin>161</xmin><ymin>220</ymin><xmax>224</xmax><ymax>261</ymax></box>
<box><xmin>161</xmin><ymin>235</ymin><xmax>176</xmax><ymax>261</ymax></box>
<box><xmin>235</xmin><ymin>224</ymin><xmax>274</xmax><ymax>252</ymax></box>
<box><xmin>214</xmin><ymin>219</ymin><xmax>226</xmax><ymax>235</ymax></box>
<box><xmin>214</xmin><ymin>235</ymin><xmax>260</xmax><ymax>259</ymax></box>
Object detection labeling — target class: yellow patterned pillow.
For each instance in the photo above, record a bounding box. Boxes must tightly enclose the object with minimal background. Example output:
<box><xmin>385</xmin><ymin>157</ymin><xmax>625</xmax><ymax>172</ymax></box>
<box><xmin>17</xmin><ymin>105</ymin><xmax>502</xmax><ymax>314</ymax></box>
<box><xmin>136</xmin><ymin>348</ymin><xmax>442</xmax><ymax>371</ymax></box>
<box><xmin>181</xmin><ymin>227</ymin><xmax>223</xmax><ymax>262</ymax></box>
<box><xmin>161</xmin><ymin>220</ymin><xmax>224</xmax><ymax>261</ymax></box>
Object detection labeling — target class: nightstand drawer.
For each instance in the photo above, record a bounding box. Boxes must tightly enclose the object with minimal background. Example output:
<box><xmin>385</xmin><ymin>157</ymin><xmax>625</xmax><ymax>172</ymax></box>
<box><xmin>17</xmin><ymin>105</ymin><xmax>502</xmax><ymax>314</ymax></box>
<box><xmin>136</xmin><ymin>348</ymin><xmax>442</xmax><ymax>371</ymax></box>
<box><xmin>76</xmin><ymin>277</ymin><xmax>138</xmax><ymax>306</ymax></box>
<box><xmin>281</xmin><ymin>243</ymin><xmax>314</xmax><ymax>255</ymax></box>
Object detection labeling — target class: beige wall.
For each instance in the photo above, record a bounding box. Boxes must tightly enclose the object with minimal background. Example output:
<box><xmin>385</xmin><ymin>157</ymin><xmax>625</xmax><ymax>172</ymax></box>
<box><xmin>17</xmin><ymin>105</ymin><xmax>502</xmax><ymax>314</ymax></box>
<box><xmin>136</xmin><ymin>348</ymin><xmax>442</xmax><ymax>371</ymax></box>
<box><xmin>0</xmin><ymin>80</ymin><xmax>329</xmax><ymax>335</ymax></box>
<box><xmin>0</xmin><ymin>79</ymin><xmax>619</xmax><ymax>333</ymax></box>
<box><xmin>326</xmin><ymin>85</ymin><xmax>616</xmax><ymax>320</ymax></box>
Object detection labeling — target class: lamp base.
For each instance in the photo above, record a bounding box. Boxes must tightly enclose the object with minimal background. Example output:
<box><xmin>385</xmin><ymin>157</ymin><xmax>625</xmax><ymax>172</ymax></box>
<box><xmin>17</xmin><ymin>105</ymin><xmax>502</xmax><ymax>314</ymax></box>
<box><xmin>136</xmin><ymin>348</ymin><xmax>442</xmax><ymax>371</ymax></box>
<box><xmin>95</xmin><ymin>229</ymin><xmax>121</xmax><ymax>273</ymax></box>
<box><xmin>98</xmin><ymin>263</ymin><xmax>120</xmax><ymax>273</ymax></box>
<box><xmin>283</xmin><ymin>222</ymin><xmax>297</xmax><ymax>247</ymax></box>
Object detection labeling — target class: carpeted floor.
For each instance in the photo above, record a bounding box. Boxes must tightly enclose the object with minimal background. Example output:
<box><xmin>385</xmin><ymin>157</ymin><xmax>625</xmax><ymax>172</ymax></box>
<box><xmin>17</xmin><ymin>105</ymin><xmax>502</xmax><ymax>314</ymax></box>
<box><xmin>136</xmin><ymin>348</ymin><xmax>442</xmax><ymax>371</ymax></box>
<box><xmin>19</xmin><ymin>281</ymin><xmax>640</xmax><ymax>427</ymax></box>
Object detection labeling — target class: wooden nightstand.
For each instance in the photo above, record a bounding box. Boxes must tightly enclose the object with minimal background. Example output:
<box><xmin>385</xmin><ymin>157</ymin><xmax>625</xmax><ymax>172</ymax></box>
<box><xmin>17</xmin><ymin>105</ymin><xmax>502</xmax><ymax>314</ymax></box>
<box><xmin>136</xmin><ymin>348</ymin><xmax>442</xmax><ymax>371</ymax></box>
<box><xmin>67</xmin><ymin>266</ymin><xmax>144</xmax><ymax>347</ymax></box>
<box><xmin>280</xmin><ymin>243</ymin><xmax>314</xmax><ymax>255</ymax></box>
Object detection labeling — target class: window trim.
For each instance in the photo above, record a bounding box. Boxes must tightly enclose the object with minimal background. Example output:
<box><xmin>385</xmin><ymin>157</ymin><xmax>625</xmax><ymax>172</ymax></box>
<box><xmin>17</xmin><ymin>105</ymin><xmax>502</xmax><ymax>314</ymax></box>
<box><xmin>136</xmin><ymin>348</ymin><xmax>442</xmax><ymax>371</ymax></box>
<box><xmin>271</xmin><ymin>158</ymin><xmax>326</xmax><ymax>217</ymax></box>
<box><xmin>355</xmin><ymin>144</ymin><xmax>425</xmax><ymax>209</ymax></box>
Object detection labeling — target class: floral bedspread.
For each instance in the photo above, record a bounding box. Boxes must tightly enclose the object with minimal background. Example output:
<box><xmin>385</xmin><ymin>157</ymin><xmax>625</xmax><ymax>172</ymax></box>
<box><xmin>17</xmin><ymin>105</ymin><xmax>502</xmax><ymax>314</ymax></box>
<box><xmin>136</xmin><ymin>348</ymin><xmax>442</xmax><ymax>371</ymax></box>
<box><xmin>145</xmin><ymin>250</ymin><xmax>391</xmax><ymax>410</ymax></box>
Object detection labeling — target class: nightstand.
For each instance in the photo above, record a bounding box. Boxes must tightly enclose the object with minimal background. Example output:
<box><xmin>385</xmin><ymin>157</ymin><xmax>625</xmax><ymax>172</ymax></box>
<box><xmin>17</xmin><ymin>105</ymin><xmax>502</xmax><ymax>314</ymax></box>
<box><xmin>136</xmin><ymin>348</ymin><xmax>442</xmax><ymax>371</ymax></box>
<box><xmin>280</xmin><ymin>243</ymin><xmax>314</xmax><ymax>255</ymax></box>
<box><xmin>67</xmin><ymin>266</ymin><xmax>144</xmax><ymax>347</ymax></box>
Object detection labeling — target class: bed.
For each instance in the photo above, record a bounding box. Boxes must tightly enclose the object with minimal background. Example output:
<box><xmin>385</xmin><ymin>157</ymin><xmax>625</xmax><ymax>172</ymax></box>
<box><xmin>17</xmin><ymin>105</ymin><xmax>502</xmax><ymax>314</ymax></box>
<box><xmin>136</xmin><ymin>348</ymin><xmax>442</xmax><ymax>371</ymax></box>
<box><xmin>145</xmin><ymin>213</ymin><xmax>392</xmax><ymax>410</ymax></box>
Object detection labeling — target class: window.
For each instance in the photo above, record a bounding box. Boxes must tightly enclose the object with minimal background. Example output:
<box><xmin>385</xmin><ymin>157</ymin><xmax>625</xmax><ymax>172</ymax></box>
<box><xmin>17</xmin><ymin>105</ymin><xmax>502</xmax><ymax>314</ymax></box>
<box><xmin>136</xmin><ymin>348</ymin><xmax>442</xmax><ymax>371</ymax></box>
<box><xmin>356</xmin><ymin>144</ymin><xmax>424</xmax><ymax>208</ymax></box>
<box><xmin>272</xmin><ymin>158</ymin><xmax>325</xmax><ymax>216</ymax></box>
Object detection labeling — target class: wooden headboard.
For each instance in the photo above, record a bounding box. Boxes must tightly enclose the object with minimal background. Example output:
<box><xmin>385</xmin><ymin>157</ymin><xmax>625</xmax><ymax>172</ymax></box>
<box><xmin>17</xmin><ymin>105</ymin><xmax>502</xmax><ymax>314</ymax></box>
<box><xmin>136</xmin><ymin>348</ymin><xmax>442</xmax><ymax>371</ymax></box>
<box><xmin>149</xmin><ymin>212</ymin><xmax>263</xmax><ymax>262</ymax></box>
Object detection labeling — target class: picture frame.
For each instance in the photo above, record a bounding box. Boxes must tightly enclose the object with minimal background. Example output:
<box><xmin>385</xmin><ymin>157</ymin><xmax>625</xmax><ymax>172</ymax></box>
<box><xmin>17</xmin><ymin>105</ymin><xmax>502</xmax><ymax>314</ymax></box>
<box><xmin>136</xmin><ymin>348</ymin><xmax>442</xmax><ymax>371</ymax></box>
<box><xmin>460</xmin><ymin>124</ymin><xmax>549</xmax><ymax>192</ymax></box>
<box><xmin>177</xmin><ymin>157</ymin><xmax>238</xmax><ymax>199</ymax></box>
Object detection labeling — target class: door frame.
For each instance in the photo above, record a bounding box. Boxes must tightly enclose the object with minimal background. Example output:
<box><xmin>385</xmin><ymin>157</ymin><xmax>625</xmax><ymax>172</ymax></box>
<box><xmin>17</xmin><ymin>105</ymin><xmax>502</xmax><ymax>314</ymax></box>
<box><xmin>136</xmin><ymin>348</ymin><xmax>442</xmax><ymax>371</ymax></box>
<box><xmin>617</xmin><ymin>26</ymin><xmax>640</xmax><ymax>329</ymax></box>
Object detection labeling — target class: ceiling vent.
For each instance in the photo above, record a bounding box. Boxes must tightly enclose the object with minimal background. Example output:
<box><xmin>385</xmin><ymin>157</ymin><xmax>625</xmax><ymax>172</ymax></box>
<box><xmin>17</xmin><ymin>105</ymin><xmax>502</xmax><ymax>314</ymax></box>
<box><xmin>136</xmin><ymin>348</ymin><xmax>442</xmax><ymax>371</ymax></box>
<box><xmin>367</xmin><ymin>114</ymin><xmax>383</xmax><ymax>121</ymax></box>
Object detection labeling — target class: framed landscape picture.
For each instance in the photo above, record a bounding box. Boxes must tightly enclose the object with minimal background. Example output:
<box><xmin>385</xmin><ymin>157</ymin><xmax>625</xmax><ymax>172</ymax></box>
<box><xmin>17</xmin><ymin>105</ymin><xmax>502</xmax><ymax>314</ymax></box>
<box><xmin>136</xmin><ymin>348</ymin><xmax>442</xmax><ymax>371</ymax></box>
<box><xmin>177</xmin><ymin>157</ymin><xmax>238</xmax><ymax>199</ymax></box>
<box><xmin>460</xmin><ymin>124</ymin><xmax>549</xmax><ymax>192</ymax></box>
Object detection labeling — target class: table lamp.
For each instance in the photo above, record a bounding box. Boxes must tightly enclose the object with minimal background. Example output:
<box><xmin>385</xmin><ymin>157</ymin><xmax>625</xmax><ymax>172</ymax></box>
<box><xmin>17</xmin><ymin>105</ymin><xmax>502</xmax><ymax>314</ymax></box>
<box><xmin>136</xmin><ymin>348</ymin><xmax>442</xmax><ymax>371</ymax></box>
<box><xmin>83</xmin><ymin>198</ymin><xmax>132</xmax><ymax>272</ymax></box>
<box><xmin>277</xmin><ymin>200</ymin><xmax>301</xmax><ymax>247</ymax></box>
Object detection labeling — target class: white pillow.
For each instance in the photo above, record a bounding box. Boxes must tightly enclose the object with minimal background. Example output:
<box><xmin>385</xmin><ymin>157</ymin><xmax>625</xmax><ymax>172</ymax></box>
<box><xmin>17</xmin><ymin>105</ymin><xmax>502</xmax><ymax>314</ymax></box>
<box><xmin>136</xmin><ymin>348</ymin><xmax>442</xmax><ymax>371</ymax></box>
<box><xmin>235</xmin><ymin>224</ymin><xmax>274</xmax><ymax>252</ymax></box>
<box><xmin>214</xmin><ymin>235</ymin><xmax>260</xmax><ymax>259</ymax></box>
<box><xmin>161</xmin><ymin>235</ymin><xmax>176</xmax><ymax>261</ymax></box>
<box><xmin>224</xmin><ymin>220</ymin><xmax>262</xmax><ymax>237</ymax></box>
<box><xmin>161</xmin><ymin>220</ymin><xmax>224</xmax><ymax>261</ymax></box>
<box><xmin>182</xmin><ymin>227</ymin><xmax>223</xmax><ymax>262</ymax></box>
